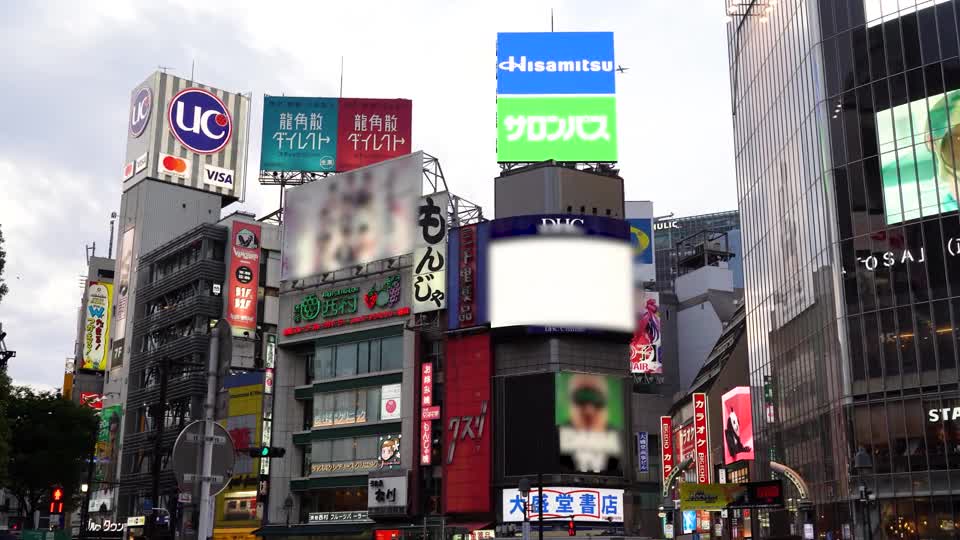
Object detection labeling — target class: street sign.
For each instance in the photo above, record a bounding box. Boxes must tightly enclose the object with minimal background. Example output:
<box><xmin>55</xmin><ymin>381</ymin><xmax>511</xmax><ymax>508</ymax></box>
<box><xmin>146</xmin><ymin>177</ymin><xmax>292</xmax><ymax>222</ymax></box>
<box><xmin>171</xmin><ymin>420</ymin><xmax>236</xmax><ymax>497</ymax></box>
<box><xmin>178</xmin><ymin>493</ymin><xmax>192</xmax><ymax>504</ymax></box>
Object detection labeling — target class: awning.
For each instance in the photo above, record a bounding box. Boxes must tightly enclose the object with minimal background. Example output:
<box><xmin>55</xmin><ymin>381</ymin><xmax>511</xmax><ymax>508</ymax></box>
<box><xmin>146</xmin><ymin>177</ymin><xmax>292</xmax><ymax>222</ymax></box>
<box><xmin>442</xmin><ymin>522</ymin><xmax>493</xmax><ymax>533</ymax></box>
<box><xmin>253</xmin><ymin>523</ymin><xmax>373</xmax><ymax>537</ymax></box>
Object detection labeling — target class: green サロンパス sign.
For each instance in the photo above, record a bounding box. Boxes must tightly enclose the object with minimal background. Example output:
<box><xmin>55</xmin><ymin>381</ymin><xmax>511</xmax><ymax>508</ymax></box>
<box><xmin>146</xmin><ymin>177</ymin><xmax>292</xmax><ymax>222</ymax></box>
<box><xmin>496</xmin><ymin>96</ymin><xmax>617</xmax><ymax>163</ymax></box>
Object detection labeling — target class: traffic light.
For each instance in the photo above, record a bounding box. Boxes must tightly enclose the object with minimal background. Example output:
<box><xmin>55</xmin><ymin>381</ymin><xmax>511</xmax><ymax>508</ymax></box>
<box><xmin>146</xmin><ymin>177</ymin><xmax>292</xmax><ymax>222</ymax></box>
<box><xmin>247</xmin><ymin>446</ymin><xmax>286</xmax><ymax>458</ymax></box>
<box><xmin>568</xmin><ymin>518</ymin><xmax>576</xmax><ymax>536</ymax></box>
<box><xmin>49</xmin><ymin>487</ymin><xmax>63</xmax><ymax>514</ymax></box>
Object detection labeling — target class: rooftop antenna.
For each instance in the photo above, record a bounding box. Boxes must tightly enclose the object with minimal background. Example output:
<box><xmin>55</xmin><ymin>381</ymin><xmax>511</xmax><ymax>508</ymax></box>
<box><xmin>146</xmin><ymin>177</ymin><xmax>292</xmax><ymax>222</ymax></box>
<box><xmin>85</xmin><ymin>243</ymin><xmax>96</xmax><ymax>265</ymax></box>
<box><xmin>339</xmin><ymin>56</ymin><xmax>344</xmax><ymax>98</ymax></box>
<box><xmin>158</xmin><ymin>65</ymin><xmax>174</xmax><ymax>74</ymax></box>
<box><xmin>108</xmin><ymin>212</ymin><xmax>118</xmax><ymax>259</ymax></box>
<box><xmin>551</xmin><ymin>8</ymin><xmax>555</xmax><ymax>31</ymax></box>
<box><xmin>191</xmin><ymin>59</ymin><xmax>196</xmax><ymax>82</ymax></box>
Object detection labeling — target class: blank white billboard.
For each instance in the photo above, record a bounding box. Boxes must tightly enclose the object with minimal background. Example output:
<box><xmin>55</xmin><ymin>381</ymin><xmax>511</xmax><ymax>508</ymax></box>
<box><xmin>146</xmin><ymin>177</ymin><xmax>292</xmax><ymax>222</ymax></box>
<box><xmin>489</xmin><ymin>236</ymin><xmax>632</xmax><ymax>332</ymax></box>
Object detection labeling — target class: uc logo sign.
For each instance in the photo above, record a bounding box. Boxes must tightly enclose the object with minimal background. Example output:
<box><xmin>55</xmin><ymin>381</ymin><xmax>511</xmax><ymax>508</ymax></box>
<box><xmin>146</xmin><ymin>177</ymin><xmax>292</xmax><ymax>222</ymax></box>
<box><xmin>129</xmin><ymin>87</ymin><xmax>152</xmax><ymax>138</ymax></box>
<box><xmin>167</xmin><ymin>88</ymin><xmax>232</xmax><ymax>154</ymax></box>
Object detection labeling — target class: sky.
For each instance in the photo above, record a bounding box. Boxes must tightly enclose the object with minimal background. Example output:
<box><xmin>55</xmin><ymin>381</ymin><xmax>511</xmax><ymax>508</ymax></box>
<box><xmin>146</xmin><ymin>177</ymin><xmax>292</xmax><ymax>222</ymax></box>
<box><xmin>0</xmin><ymin>0</ymin><xmax>737</xmax><ymax>390</ymax></box>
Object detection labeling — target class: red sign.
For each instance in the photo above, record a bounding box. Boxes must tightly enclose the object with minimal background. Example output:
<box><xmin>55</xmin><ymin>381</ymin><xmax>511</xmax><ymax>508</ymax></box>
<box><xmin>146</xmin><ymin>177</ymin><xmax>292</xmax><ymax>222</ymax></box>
<box><xmin>660</xmin><ymin>416</ymin><xmax>673</xmax><ymax>484</ymax></box>
<box><xmin>420</xmin><ymin>419</ymin><xmax>432</xmax><ymax>466</ymax></box>
<box><xmin>421</xmin><ymin>362</ymin><xmax>435</xmax><ymax>466</ymax></box>
<box><xmin>284</xmin><ymin>307</ymin><xmax>411</xmax><ymax>336</ymax></box>
<box><xmin>375</xmin><ymin>530</ymin><xmax>400</xmax><ymax>540</ymax></box>
<box><xmin>458</xmin><ymin>225</ymin><xmax>477</xmax><ymax>326</ymax></box>
<box><xmin>675</xmin><ymin>422</ymin><xmax>695</xmax><ymax>462</ymax></box>
<box><xmin>227</xmin><ymin>222</ymin><xmax>261</xmax><ymax>338</ymax></box>
<box><xmin>422</xmin><ymin>363</ymin><xmax>433</xmax><ymax>407</ymax></box>
<box><xmin>422</xmin><ymin>406</ymin><xmax>441</xmax><ymax>420</ymax></box>
<box><xmin>721</xmin><ymin>386</ymin><xmax>755</xmax><ymax>465</ymax></box>
<box><xmin>335</xmin><ymin>98</ymin><xmax>412</xmax><ymax>171</ymax></box>
<box><xmin>443</xmin><ymin>333</ymin><xmax>492</xmax><ymax>514</ymax></box>
<box><xmin>80</xmin><ymin>392</ymin><xmax>103</xmax><ymax>410</ymax></box>
<box><xmin>693</xmin><ymin>392</ymin><xmax>709</xmax><ymax>483</ymax></box>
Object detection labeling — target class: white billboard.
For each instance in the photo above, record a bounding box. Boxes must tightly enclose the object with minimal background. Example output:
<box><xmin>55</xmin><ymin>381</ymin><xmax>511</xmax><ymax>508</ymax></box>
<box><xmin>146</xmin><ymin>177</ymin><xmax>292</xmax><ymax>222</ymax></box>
<box><xmin>501</xmin><ymin>487</ymin><xmax>623</xmax><ymax>522</ymax></box>
<box><xmin>281</xmin><ymin>152</ymin><xmax>422</xmax><ymax>281</ymax></box>
<box><xmin>412</xmin><ymin>192</ymin><xmax>449</xmax><ymax>314</ymax></box>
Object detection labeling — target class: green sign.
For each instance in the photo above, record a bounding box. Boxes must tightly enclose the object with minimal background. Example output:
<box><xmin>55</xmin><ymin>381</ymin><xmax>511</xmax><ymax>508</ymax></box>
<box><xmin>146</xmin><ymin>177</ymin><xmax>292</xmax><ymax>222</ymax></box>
<box><xmin>497</xmin><ymin>96</ymin><xmax>617</xmax><ymax>162</ymax></box>
<box><xmin>292</xmin><ymin>275</ymin><xmax>402</xmax><ymax>323</ymax></box>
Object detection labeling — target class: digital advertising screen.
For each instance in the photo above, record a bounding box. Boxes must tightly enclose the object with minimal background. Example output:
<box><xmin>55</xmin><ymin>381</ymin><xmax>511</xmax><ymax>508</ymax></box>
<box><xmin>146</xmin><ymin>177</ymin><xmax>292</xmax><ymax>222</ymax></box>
<box><xmin>878</xmin><ymin>89</ymin><xmax>960</xmax><ymax>224</ymax></box>
<box><xmin>721</xmin><ymin>386</ymin><xmax>755</xmax><ymax>465</ymax></box>
<box><xmin>555</xmin><ymin>372</ymin><xmax>624</xmax><ymax>475</ymax></box>
<box><xmin>488</xmin><ymin>215</ymin><xmax>632</xmax><ymax>333</ymax></box>
<box><xmin>280</xmin><ymin>152</ymin><xmax>422</xmax><ymax>281</ymax></box>
<box><xmin>630</xmin><ymin>291</ymin><xmax>662</xmax><ymax>375</ymax></box>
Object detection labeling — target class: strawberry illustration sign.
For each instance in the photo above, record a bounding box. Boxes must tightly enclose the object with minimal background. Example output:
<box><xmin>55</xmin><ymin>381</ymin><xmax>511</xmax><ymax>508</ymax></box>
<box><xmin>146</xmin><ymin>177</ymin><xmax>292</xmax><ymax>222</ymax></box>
<box><xmin>364</xmin><ymin>275</ymin><xmax>402</xmax><ymax>310</ymax></box>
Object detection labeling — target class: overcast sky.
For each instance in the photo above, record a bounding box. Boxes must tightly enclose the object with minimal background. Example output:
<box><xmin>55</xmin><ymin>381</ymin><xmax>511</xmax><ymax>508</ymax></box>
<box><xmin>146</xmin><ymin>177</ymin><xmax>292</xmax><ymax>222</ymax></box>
<box><xmin>0</xmin><ymin>0</ymin><xmax>736</xmax><ymax>389</ymax></box>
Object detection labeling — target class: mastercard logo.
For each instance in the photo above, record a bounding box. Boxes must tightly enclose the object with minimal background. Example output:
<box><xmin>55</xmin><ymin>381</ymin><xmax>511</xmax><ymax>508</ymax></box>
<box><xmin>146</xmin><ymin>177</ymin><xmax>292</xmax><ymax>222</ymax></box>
<box><xmin>158</xmin><ymin>153</ymin><xmax>191</xmax><ymax>177</ymax></box>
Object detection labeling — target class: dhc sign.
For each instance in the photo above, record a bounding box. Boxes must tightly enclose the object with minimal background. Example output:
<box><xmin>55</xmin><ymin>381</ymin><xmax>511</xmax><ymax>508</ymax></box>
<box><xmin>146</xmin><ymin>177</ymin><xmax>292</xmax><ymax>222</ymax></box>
<box><xmin>496</xmin><ymin>32</ymin><xmax>615</xmax><ymax>95</ymax></box>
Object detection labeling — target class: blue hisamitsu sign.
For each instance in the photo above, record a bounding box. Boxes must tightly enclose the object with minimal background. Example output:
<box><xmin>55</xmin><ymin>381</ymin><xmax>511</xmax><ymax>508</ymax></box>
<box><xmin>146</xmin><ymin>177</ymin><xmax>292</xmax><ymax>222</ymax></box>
<box><xmin>496</xmin><ymin>32</ymin><xmax>616</xmax><ymax>95</ymax></box>
<box><xmin>260</xmin><ymin>96</ymin><xmax>339</xmax><ymax>172</ymax></box>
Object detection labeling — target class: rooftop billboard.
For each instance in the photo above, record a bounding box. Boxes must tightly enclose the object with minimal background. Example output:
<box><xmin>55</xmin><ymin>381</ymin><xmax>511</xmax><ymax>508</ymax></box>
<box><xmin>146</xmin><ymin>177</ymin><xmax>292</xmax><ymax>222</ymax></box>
<box><xmin>123</xmin><ymin>72</ymin><xmax>251</xmax><ymax>202</ymax></box>
<box><xmin>280</xmin><ymin>151</ymin><xmax>422</xmax><ymax>281</ymax></box>
<box><xmin>260</xmin><ymin>96</ymin><xmax>412</xmax><ymax>173</ymax></box>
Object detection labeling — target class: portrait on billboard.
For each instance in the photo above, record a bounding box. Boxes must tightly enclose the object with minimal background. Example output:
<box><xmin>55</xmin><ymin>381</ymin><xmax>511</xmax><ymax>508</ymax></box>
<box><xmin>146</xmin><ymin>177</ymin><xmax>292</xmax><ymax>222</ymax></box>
<box><xmin>378</xmin><ymin>434</ymin><xmax>401</xmax><ymax>468</ymax></box>
<box><xmin>281</xmin><ymin>152</ymin><xmax>422</xmax><ymax>281</ymax></box>
<box><xmin>555</xmin><ymin>373</ymin><xmax>624</xmax><ymax>474</ymax></box>
<box><xmin>721</xmin><ymin>386</ymin><xmax>754</xmax><ymax>464</ymax></box>
<box><xmin>630</xmin><ymin>291</ymin><xmax>662</xmax><ymax>375</ymax></box>
<box><xmin>878</xmin><ymin>88</ymin><xmax>960</xmax><ymax>224</ymax></box>
<box><xmin>95</xmin><ymin>405</ymin><xmax>122</xmax><ymax>484</ymax></box>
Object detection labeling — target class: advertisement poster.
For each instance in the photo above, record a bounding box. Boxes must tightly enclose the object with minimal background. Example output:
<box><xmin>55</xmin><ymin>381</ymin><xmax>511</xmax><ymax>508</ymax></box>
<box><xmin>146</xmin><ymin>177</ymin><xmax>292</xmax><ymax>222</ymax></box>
<box><xmin>336</xmin><ymin>98</ymin><xmax>413</xmax><ymax>171</ymax></box>
<box><xmin>281</xmin><ymin>152</ymin><xmax>421</xmax><ymax>281</ymax></box>
<box><xmin>226</xmin><ymin>222</ymin><xmax>261</xmax><ymax>338</ymax></box>
<box><xmin>630</xmin><ymin>291</ymin><xmax>662</xmax><ymax>375</ymax></box>
<box><xmin>81</xmin><ymin>282</ymin><xmax>112</xmax><ymax>371</ymax></box>
<box><xmin>496</xmin><ymin>96</ymin><xmax>618</xmax><ymax>163</ymax></box>
<box><xmin>693</xmin><ymin>392</ymin><xmax>710</xmax><ymax>483</ymax></box>
<box><xmin>877</xmin><ymin>88</ymin><xmax>960</xmax><ymax>224</ymax></box>
<box><xmin>380</xmin><ymin>383</ymin><xmax>401</xmax><ymax>421</ymax></box>
<box><xmin>682</xmin><ymin>510</ymin><xmax>697</xmax><ymax>534</ymax></box>
<box><xmin>721</xmin><ymin>386</ymin><xmax>755</xmax><ymax>464</ymax></box>
<box><xmin>555</xmin><ymin>373</ymin><xmax>624</xmax><ymax>474</ymax></box>
<box><xmin>378</xmin><ymin>434</ymin><xmax>401</xmax><ymax>468</ymax></box>
<box><xmin>80</xmin><ymin>392</ymin><xmax>103</xmax><ymax>410</ymax></box>
<box><xmin>660</xmin><ymin>416</ymin><xmax>673</xmax><ymax>484</ymax></box>
<box><xmin>113</xmin><ymin>227</ymin><xmax>134</xmax><ymax>344</ymax></box>
<box><xmin>413</xmin><ymin>192</ymin><xmax>449</xmax><ymax>314</ymax></box>
<box><xmin>679</xmin><ymin>483</ymin><xmax>746</xmax><ymax>511</ymax></box>
<box><xmin>502</xmin><ymin>487</ymin><xmax>623</xmax><ymax>522</ymax></box>
<box><xmin>260</xmin><ymin>96</ymin><xmax>339</xmax><ymax>172</ymax></box>
<box><xmin>496</xmin><ymin>32</ymin><xmax>616</xmax><ymax>95</ymax></box>
<box><xmin>95</xmin><ymin>405</ymin><xmax>122</xmax><ymax>483</ymax></box>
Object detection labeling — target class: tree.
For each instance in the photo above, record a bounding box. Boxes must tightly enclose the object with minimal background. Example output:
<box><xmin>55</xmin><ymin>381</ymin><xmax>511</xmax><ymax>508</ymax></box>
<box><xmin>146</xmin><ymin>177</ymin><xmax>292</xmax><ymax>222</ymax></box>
<box><xmin>6</xmin><ymin>387</ymin><xmax>98</xmax><ymax>520</ymax></box>
<box><xmin>0</xmin><ymin>225</ymin><xmax>8</xmax><ymax>304</ymax></box>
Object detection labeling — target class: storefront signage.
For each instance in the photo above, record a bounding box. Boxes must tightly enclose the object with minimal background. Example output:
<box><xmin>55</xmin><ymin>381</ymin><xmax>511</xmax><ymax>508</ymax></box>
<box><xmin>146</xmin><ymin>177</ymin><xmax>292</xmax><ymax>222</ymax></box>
<box><xmin>284</xmin><ymin>307</ymin><xmax>411</xmax><ymax>336</ymax></box>
<box><xmin>367</xmin><ymin>475</ymin><xmax>408</xmax><ymax>516</ymax></box>
<box><xmin>227</xmin><ymin>222</ymin><xmax>261</xmax><ymax>338</ymax></box>
<box><xmin>458</xmin><ymin>224</ymin><xmax>477</xmax><ymax>325</ymax></box>
<box><xmin>311</xmin><ymin>460</ymin><xmax>379</xmax><ymax>473</ymax></box>
<box><xmin>293</xmin><ymin>286</ymin><xmax>360</xmax><ymax>322</ymax></box>
<box><xmin>413</xmin><ymin>192</ymin><xmax>449</xmax><ymax>313</ymax></box>
<box><xmin>928</xmin><ymin>407</ymin><xmax>960</xmax><ymax>422</ymax></box>
<box><xmin>502</xmin><ymin>487</ymin><xmax>624</xmax><ymax>523</ymax></box>
<box><xmin>86</xmin><ymin>519</ymin><xmax>126</xmax><ymax>532</ymax></box>
<box><xmin>679</xmin><ymin>483</ymin><xmax>744</xmax><ymax>511</ymax></box>
<box><xmin>126</xmin><ymin>516</ymin><xmax>145</xmax><ymax>527</ymax></box>
<box><xmin>654</xmin><ymin>220</ymin><xmax>680</xmax><ymax>231</ymax></box>
<box><xmin>637</xmin><ymin>431</ymin><xmax>649</xmax><ymax>472</ymax></box>
<box><xmin>693</xmin><ymin>392</ymin><xmax>709</xmax><ymax>483</ymax></box>
<box><xmin>308</xmin><ymin>511</ymin><xmax>370</xmax><ymax>523</ymax></box>
<box><xmin>380</xmin><ymin>383</ymin><xmax>401</xmax><ymax>421</ymax></box>
<box><xmin>660</xmin><ymin>416</ymin><xmax>673</xmax><ymax>484</ymax></box>
<box><xmin>421</xmin><ymin>362</ymin><xmax>435</xmax><ymax>466</ymax></box>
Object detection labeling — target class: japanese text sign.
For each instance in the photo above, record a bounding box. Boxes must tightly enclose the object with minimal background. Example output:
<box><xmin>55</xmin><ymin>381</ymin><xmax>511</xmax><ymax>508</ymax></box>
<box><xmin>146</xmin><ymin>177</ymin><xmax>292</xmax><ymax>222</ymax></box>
<box><xmin>660</xmin><ymin>416</ymin><xmax>673</xmax><ymax>484</ymax></box>
<box><xmin>422</xmin><ymin>363</ymin><xmax>433</xmax><ymax>407</ymax></box>
<box><xmin>227</xmin><ymin>222</ymin><xmax>261</xmax><ymax>338</ymax></box>
<box><xmin>496</xmin><ymin>96</ymin><xmax>617</xmax><ymax>162</ymax></box>
<box><xmin>413</xmin><ymin>192</ymin><xmax>449</xmax><ymax>313</ymax></box>
<box><xmin>458</xmin><ymin>225</ymin><xmax>477</xmax><ymax>325</ymax></box>
<box><xmin>260</xmin><ymin>96</ymin><xmax>411</xmax><ymax>173</ymax></box>
<box><xmin>502</xmin><ymin>487</ymin><xmax>623</xmax><ymax>523</ymax></box>
<box><xmin>81</xmin><ymin>282</ymin><xmax>112</xmax><ymax>371</ymax></box>
<box><xmin>637</xmin><ymin>432</ymin><xmax>649</xmax><ymax>473</ymax></box>
<box><xmin>693</xmin><ymin>392</ymin><xmax>709</xmax><ymax>483</ymax></box>
<box><xmin>421</xmin><ymin>362</ymin><xmax>435</xmax><ymax>466</ymax></box>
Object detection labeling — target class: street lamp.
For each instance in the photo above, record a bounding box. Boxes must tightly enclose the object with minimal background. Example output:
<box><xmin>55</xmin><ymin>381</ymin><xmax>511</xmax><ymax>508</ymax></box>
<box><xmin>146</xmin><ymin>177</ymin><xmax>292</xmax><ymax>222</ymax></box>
<box><xmin>854</xmin><ymin>447</ymin><xmax>874</xmax><ymax>540</ymax></box>
<box><xmin>81</xmin><ymin>484</ymin><xmax>89</xmax><ymax>494</ymax></box>
<box><xmin>518</xmin><ymin>479</ymin><xmax>531</xmax><ymax>540</ymax></box>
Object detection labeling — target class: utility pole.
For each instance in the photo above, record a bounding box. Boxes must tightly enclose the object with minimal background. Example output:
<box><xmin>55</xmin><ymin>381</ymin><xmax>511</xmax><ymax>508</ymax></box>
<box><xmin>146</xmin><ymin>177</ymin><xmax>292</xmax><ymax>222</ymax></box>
<box><xmin>198</xmin><ymin>324</ymin><xmax>221</xmax><ymax>540</ymax></box>
<box><xmin>148</xmin><ymin>356</ymin><xmax>171</xmax><ymax>539</ymax></box>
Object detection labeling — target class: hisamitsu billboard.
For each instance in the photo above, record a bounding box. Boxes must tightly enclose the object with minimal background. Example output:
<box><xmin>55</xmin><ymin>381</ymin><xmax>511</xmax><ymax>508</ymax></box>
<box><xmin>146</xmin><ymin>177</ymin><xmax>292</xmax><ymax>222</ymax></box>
<box><xmin>497</xmin><ymin>32</ymin><xmax>616</xmax><ymax>95</ymax></box>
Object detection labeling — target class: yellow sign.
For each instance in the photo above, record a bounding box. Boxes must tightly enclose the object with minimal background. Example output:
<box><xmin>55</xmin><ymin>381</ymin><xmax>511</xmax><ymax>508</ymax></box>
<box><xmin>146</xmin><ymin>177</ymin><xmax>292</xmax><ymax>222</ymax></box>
<box><xmin>81</xmin><ymin>282</ymin><xmax>112</xmax><ymax>371</ymax></box>
<box><xmin>213</xmin><ymin>527</ymin><xmax>258</xmax><ymax>540</ymax></box>
<box><xmin>679</xmin><ymin>483</ymin><xmax>745</xmax><ymax>511</ymax></box>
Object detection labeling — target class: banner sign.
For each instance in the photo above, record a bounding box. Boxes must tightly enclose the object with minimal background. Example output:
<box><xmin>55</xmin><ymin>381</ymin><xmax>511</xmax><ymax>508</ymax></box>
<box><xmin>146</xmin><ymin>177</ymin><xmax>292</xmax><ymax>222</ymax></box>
<box><xmin>458</xmin><ymin>225</ymin><xmax>477</xmax><ymax>326</ymax></box>
<box><xmin>496</xmin><ymin>32</ymin><xmax>616</xmax><ymax>95</ymax></box>
<box><xmin>637</xmin><ymin>431</ymin><xmax>649</xmax><ymax>473</ymax></box>
<box><xmin>630</xmin><ymin>291</ymin><xmax>662</xmax><ymax>375</ymax></box>
<box><xmin>413</xmin><ymin>192</ymin><xmax>449</xmax><ymax>313</ymax></box>
<box><xmin>227</xmin><ymin>222</ymin><xmax>261</xmax><ymax>338</ymax></box>
<box><xmin>679</xmin><ymin>483</ymin><xmax>745</xmax><ymax>511</ymax></box>
<box><xmin>420</xmin><ymin>362</ymin><xmax>435</xmax><ymax>465</ymax></box>
<box><xmin>496</xmin><ymin>96</ymin><xmax>617</xmax><ymax>162</ymax></box>
<box><xmin>660</xmin><ymin>416</ymin><xmax>673</xmax><ymax>484</ymax></box>
<box><xmin>721</xmin><ymin>386</ymin><xmax>755</xmax><ymax>464</ymax></box>
<box><xmin>261</xmin><ymin>96</ymin><xmax>411</xmax><ymax>173</ymax></box>
<box><xmin>693</xmin><ymin>392</ymin><xmax>710</xmax><ymax>483</ymax></box>
<box><xmin>113</xmin><ymin>227</ymin><xmax>134</xmax><ymax>344</ymax></box>
<box><xmin>502</xmin><ymin>487</ymin><xmax>623</xmax><ymax>523</ymax></box>
<box><xmin>82</xmin><ymin>282</ymin><xmax>112</xmax><ymax>371</ymax></box>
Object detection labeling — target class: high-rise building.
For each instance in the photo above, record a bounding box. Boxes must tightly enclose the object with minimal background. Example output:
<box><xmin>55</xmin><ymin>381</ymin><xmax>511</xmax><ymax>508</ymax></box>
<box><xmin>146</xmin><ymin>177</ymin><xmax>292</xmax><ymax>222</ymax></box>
<box><xmin>653</xmin><ymin>210</ymin><xmax>742</xmax><ymax>290</ymax></box>
<box><xmin>727</xmin><ymin>0</ymin><xmax>960</xmax><ymax>537</ymax></box>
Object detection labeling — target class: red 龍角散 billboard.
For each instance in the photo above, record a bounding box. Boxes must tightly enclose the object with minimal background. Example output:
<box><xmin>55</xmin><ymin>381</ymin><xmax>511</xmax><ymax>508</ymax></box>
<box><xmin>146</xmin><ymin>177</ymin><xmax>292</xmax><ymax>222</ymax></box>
<box><xmin>443</xmin><ymin>332</ymin><xmax>492</xmax><ymax>514</ymax></box>
<box><xmin>335</xmin><ymin>98</ymin><xmax>412</xmax><ymax>171</ymax></box>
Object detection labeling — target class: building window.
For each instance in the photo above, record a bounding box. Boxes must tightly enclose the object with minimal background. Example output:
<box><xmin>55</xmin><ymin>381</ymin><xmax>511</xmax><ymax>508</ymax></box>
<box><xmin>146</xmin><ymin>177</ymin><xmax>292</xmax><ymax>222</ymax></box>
<box><xmin>309</xmin><ymin>435</ymin><xmax>385</xmax><ymax>473</ymax></box>
<box><xmin>312</xmin><ymin>387</ymin><xmax>383</xmax><ymax>428</ymax></box>
<box><xmin>313</xmin><ymin>335</ymin><xmax>403</xmax><ymax>381</ymax></box>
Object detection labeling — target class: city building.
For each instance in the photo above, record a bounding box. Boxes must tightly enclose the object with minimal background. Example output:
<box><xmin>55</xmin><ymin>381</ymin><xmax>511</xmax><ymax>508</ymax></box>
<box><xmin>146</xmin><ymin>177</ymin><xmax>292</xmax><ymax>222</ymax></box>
<box><xmin>727</xmin><ymin>0</ymin><xmax>960</xmax><ymax>537</ymax></box>
<box><xmin>653</xmin><ymin>210</ymin><xmax>742</xmax><ymax>291</ymax></box>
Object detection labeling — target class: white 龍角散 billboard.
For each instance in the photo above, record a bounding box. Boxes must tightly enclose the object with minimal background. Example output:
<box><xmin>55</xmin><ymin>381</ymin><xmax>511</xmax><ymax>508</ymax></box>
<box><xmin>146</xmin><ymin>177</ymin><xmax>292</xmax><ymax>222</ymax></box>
<box><xmin>281</xmin><ymin>151</ymin><xmax>422</xmax><ymax>281</ymax></box>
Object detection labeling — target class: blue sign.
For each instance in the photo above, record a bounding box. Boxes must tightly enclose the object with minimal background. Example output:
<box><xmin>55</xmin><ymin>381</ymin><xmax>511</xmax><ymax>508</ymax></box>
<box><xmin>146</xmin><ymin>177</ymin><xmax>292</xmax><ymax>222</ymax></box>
<box><xmin>627</xmin><ymin>219</ymin><xmax>654</xmax><ymax>265</ymax></box>
<box><xmin>682</xmin><ymin>510</ymin><xmax>697</xmax><ymax>534</ymax></box>
<box><xmin>637</xmin><ymin>432</ymin><xmax>649</xmax><ymax>472</ymax></box>
<box><xmin>260</xmin><ymin>96</ymin><xmax>339</xmax><ymax>172</ymax></box>
<box><xmin>489</xmin><ymin>215</ymin><xmax>630</xmax><ymax>241</ymax></box>
<box><xmin>167</xmin><ymin>88</ymin><xmax>233</xmax><ymax>154</ymax></box>
<box><xmin>496</xmin><ymin>32</ymin><xmax>615</xmax><ymax>95</ymax></box>
<box><xmin>130</xmin><ymin>86</ymin><xmax>152</xmax><ymax>138</ymax></box>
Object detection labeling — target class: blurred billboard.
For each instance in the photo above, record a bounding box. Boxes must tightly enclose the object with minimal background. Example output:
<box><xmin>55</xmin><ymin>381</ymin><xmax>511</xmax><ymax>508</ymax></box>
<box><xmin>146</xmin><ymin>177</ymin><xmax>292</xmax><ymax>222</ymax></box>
<box><xmin>280</xmin><ymin>152</ymin><xmax>422</xmax><ymax>281</ymax></box>
<box><xmin>555</xmin><ymin>372</ymin><xmax>624</xmax><ymax>475</ymax></box>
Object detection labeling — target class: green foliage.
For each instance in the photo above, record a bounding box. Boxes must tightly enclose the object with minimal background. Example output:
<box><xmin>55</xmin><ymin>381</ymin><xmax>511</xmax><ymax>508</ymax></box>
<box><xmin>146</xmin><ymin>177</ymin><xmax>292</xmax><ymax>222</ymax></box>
<box><xmin>0</xmin><ymin>225</ymin><xmax>8</xmax><ymax>304</ymax></box>
<box><xmin>6</xmin><ymin>387</ymin><xmax>98</xmax><ymax>518</ymax></box>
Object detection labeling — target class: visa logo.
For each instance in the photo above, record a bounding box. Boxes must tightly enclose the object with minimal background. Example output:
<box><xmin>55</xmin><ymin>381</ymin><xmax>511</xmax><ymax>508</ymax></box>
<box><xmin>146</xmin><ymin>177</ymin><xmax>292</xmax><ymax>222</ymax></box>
<box><xmin>203</xmin><ymin>164</ymin><xmax>235</xmax><ymax>188</ymax></box>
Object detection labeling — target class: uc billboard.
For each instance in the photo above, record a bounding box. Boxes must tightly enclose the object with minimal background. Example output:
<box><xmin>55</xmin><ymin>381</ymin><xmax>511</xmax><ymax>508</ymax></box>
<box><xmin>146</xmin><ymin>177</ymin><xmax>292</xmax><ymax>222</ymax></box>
<box><xmin>496</xmin><ymin>32</ymin><xmax>617</xmax><ymax>163</ymax></box>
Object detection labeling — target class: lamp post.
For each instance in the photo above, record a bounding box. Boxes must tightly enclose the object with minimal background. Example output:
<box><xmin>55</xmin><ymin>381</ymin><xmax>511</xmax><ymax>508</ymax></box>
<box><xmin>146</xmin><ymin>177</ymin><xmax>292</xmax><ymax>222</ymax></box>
<box><xmin>284</xmin><ymin>494</ymin><xmax>294</xmax><ymax>527</ymax></box>
<box><xmin>854</xmin><ymin>447</ymin><xmax>874</xmax><ymax>540</ymax></box>
<box><xmin>518</xmin><ymin>479</ymin><xmax>531</xmax><ymax>540</ymax></box>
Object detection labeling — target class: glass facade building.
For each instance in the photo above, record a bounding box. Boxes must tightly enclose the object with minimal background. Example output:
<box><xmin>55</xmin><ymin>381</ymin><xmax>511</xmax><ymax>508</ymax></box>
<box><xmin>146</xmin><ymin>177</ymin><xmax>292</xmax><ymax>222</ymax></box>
<box><xmin>653</xmin><ymin>210</ymin><xmax>741</xmax><ymax>288</ymax></box>
<box><xmin>729</xmin><ymin>0</ymin><xmax>960</xmax><ymax>538</ymax></box>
